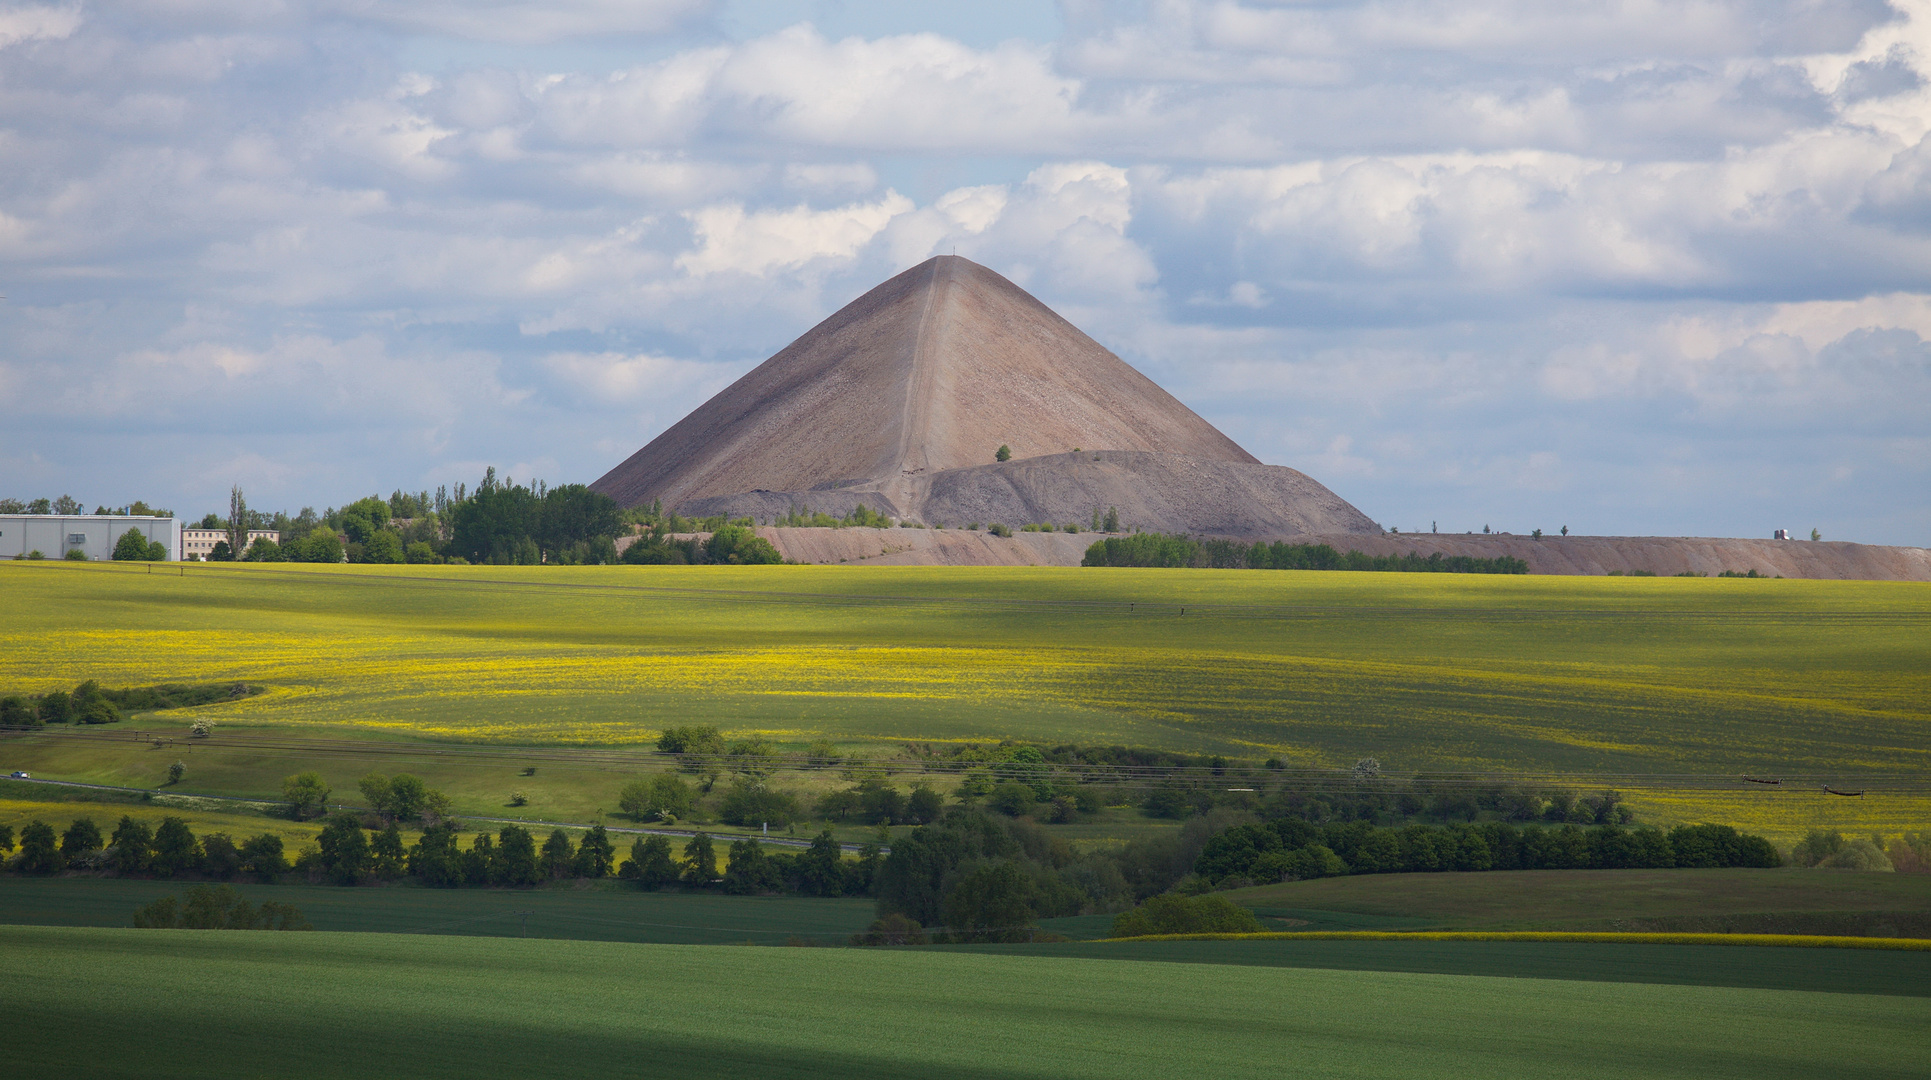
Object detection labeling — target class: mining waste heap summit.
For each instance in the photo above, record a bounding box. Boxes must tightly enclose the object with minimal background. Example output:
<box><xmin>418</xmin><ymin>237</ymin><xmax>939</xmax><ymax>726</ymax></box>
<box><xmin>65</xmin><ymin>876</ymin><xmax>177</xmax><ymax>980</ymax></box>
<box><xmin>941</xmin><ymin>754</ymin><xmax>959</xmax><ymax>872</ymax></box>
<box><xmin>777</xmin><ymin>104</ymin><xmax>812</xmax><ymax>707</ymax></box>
<box><xmin>591</xmin><ymin>255</ymin><xmax>1380</xmax><ymax>539</ymax></box>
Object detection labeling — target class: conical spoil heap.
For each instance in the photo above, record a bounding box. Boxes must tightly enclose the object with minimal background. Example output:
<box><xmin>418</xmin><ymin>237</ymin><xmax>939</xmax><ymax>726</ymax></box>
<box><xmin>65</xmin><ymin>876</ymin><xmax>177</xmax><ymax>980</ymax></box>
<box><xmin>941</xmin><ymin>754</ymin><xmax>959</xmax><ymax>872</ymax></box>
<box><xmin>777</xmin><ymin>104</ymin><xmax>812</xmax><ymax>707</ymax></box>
<box><xmin>592</xmin><ymin>255</ymin><xmax>1379</xmax><ymax>539</ymax></box>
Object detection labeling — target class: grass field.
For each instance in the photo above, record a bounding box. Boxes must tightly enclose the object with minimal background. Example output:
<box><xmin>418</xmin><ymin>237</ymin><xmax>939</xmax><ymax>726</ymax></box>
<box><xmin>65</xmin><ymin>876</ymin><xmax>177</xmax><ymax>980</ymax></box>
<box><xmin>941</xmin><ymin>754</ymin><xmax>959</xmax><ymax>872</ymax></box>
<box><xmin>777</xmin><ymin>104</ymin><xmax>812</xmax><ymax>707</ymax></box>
<box><xmin>3</xmin><ymin>925</ymin><xmax>1924</xmax><ymax>1079</ymax></box>
<box><xmin>2</xmin><ymin>560</ymin><xmax>1927</xmax><ymax>840</ymax></box>
<box><xmin>0</xmin><ymin>876</ymin><xmax>876</xmax><ymax>944</ymax></box>
<box><xmin>956</xmin><ymin>937</ymin><xmax>1931</xmax><ymax>997</ymax></box>
<box><xmin>1228</xmin><ymin>869</ymin><xmax>1931</xmax><ymax>936</ymax></box>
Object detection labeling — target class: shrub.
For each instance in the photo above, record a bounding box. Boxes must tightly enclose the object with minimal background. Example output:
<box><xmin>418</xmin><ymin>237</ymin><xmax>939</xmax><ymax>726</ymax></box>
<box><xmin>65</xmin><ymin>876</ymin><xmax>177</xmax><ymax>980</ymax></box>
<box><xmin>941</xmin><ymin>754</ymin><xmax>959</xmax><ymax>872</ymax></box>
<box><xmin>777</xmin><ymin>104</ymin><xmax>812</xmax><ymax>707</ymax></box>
<box><xmin>0</xmin><ymin>694</ymin><xmax>39</xmax><ymax>728</ymax></box>
<box><xmin>113</xmin><ymin>528</ymin><xmax>155</xmax><ymax>561</ymax></box>
<box><xmin>719</xmin><ymin>781</ymin><xmax>802</xmax><ymax>827</ymax></box>
<box><xmin>619</xmin><ymin>773</ymin><xmax>694</xmax><ymax>821</ymax></box>
<box><xmin>852</xmin><ymin>913</ymin><xmax>929</xmax><ymax>946</ymax></box>
<box><xmin>1111</xmin><ymin>893</ymin><xmax>1264</xmax><ymax>938</ymax></box>
<box><xmin>986</xmin><ymin>782</ymin><xmax>1036</xmax><ymax>817</ymax></box>
<box><xmin>132</xmin><ymin>884</ymin><xmax>310</xmax><ymax>930</ymax></box>
<box><xmin>705</xmin><ymin>525</ymin><xmax>783</xmax><ymax>565</ymax></box>
<box><xmin>657</xmin><ymin>725</ymin><xmax>725</xmax><ymax>756</ymax></box>
<box><xmin>1819</xmin><ymin>839</ymin><xmax>1894</xmax><ymax>871</ymax></box>
<box><xmin>282</xmin><ymin>771</ymin><xmax>330</xmax><ymax>819</ymax></box>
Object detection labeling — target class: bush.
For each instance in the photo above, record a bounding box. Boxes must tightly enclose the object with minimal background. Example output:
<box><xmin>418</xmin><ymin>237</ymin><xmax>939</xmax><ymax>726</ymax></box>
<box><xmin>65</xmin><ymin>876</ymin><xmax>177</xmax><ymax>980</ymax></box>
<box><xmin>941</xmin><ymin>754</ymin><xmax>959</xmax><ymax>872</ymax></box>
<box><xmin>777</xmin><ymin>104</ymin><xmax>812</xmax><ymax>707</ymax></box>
<box><xmin>1818</xmin><ymin>839</ymin><xmax>1894</xmax><ymax>871</ymax></box>
<box><xmin>619</xmin><ymin>773</ymin><xmax>694</xmax><ymax>821</ymax></box>
<box><xmin>282</xmin><ymin>771</ymin><xmax>330</xmax><ymax>819</ymax></box>
<box><xmin>1111</xmin><ymin>894</ymin><xmax>1265</xmax><ymax>938</ymax></box>
<box><xmin>657</xmin><ymin>725</ymin><xmax>725</xmax><ymax>756</ymax></box>
<box><xmin>986</xmin><ymin>782</ymin><xmax>1036</xmax><ymax>817</ymax></box>
<box><xmin>705</xmin><ymin>525</ymin><xmax>783</xmax><ymax>565</ymax></box>
<box><xmin>113</xmin><ymin>528</ymin><xmax>156</xmax><ymax>561</ymax></box>
<box><xmin>132</xmin><ymin>884</ymin><xmax>310</xmax><ymax>930</ymax></box>
<box><xmin>0</xmin><ymin>694</ymin><xmax>39</xmax><ymax>728</ymax></box>
<box><xmin>851</xmin><ymin>912</ymin><xmax>928</xmax><ymax>945</ymax></box>
<box><xmin>719</xmin><ymin>781</ymin><xmax>802</xmax><ymax>827</ymax></box>
<box><xmin>69</xmin><ymin>680</ymin><xmax>122</xmax><ymax>725</ymax></box>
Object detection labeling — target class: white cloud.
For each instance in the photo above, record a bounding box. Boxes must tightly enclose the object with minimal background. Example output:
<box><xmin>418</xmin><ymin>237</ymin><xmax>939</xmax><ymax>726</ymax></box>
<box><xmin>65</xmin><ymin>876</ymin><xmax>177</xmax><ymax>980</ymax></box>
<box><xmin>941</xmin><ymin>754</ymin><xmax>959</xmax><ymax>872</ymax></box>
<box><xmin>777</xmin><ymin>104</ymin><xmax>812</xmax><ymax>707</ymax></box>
<box><xmin>332</xmin><ymin>0</ymin><xmax>711</xmax><ymax>44</ymax></box>
<box><xmin>676</xmin><ymin>191</ymin><xmax>914</xmax><ymax>277</ymax></box>
<box><xmin>540</xmin><ymin>350</ymin><xmax>725</xmax><ymax>405</ymax></box>
<box><xmin>0</xmin><ymin>3</ymin><xmax>82</xmax><ymax>48</ymax></box>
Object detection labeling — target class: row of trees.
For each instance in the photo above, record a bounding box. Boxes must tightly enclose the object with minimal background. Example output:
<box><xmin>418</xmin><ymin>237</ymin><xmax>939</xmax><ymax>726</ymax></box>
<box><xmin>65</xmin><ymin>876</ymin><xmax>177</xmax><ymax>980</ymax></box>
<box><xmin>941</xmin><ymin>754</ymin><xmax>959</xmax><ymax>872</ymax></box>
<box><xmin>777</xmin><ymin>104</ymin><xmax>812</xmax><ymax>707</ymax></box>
<box><xmin>1082</xmin><ymin>534</ymin><xmax>1529</xmax><ymax>573</ymax></box>
<box><xmin>133</xmin><ymin>884</ymin><xmax>310</xmax><ymax>930</ymax></box>
<box><xmin>1192</xmin><ymin>818</ymin><xmax>1783</xmax><ymax>885</ymax></box>
<box><xmin>277</xmin><ymin>769</ymin><xmax>454</xmax><ymax>824</ymax></box>
<box><xmin>620</xmin><ymin>523</ymin><xmax>783</xmax><ymax>565</ymax></box>
<box><xmin>0</xmin><ymin>495</ymin><xmax>87</xmax><ymax>515</ymax></box>
<box><xmin>615</xmin><ymin>770</ymin><xmax>948</xmax><ymax>830</ymax></box>
<box><xmin>3</xmin><ymin>815</ymin><xmax>288</xmax><ymax>878</ymax></box>
<box><xmin>3</xmin><ymin>679</ymin><xmax>259</xmax><ymax>729</ymax></box>
<box><xmin>191</xmin><ymin>474</ymin><xmax>629</xmax><ymax>566</ymax></box>
<box><xmin>2</xmin><ymin>680</ymin><xmax>130</xmax><ymax>726</ymax></box>
<box><xmin>299</xmin><ymin>814</ymin><xmax>886</xmax><ymax>898</ymax></box>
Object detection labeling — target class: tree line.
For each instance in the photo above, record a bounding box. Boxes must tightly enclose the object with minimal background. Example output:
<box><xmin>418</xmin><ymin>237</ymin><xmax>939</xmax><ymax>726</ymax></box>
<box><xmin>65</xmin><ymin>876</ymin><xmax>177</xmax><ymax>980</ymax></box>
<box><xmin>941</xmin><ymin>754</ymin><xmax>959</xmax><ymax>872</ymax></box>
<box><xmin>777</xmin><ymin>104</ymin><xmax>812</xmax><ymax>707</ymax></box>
<box><xmin>3</xmin><ymin>815</ymin><xmax>291</xmax><ymax>878</ymax></box>
<box><xmin>1192</xmin><ymin>817</ymin><xmax>1783</xmax><ymax>886</ymax></box>
<box><xmin>1082</xmin><ymin>534</ymin><xmax>1529</xmax><ymax>573</ymax></box>
<box><xmin>195</xmin><ymin>472</ymin><xmax>630</xmax><ymax>566</ymax></box>
<box><xmin>1</xmin><ymin>680</ymin><xmax>260</xmax><ymax>728</ymax></box>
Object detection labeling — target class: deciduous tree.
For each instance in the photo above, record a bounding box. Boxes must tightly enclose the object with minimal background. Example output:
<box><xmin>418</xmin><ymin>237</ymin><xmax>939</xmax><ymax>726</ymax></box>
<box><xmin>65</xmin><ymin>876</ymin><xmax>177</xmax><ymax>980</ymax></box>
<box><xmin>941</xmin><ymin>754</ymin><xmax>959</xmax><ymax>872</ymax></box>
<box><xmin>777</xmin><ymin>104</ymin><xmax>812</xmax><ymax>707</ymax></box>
<box><xmin>283</xmin><ymin>772</ymin><xmax>330</xmax><ymax>819</ymax></box>
<box><xmin>60</xmin><ymin>817</ymin><xmax>103</xmax><ymax>858</ymax></box>
<box><xmin>15</xmin><ymin>820</ymin><xmax>64</xmax><ymax>874</ymax></box>
<box><xmin>111</xmin><ymin>815</ymin><xmax>153</xmax><ymax>874</ymax></box>
<box><xmin>574</xmin><ymin>825</ymin><xmax>614</xmax><ymax>879</ymax></box>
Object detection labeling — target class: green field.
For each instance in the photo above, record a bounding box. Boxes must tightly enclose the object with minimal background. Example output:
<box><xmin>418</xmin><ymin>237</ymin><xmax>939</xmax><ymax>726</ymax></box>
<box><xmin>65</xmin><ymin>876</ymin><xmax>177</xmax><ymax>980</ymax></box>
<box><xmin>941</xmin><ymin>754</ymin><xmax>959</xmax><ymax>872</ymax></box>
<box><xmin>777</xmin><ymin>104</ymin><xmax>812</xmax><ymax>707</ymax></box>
<box><xmin>3</xmin><ymin>925</ymin><xmax>1924</xmax><ymax>1079</ymax></box>
<box><xmin>2</xmin><ymin>560</ymin><xmax>1928</xmax><ymax>840</ymax></box>
<box><xmin>1228</xmin><ymin>868</ymin><xmax>1931</xmax><ymax>937</ymax></box>
<box><xmin>0</xmin><ymin>876</ymin><xmax>876</xmax><ymax>944</ymax></box>
<box><xmin>955</xmin><ymin>937</ymin><xmax>1931</xmax><ymax>997</ymax></box>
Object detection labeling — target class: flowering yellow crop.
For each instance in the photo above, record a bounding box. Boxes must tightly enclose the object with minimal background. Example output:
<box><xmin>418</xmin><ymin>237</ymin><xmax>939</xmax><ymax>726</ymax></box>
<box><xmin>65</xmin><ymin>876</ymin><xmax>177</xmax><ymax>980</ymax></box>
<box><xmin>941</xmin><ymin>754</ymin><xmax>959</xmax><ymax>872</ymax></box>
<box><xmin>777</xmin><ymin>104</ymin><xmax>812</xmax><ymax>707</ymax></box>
<box><xmin>1</xmin><ymin>561</ymin><xmax>1926</xmax><ymax>838</ymax></box>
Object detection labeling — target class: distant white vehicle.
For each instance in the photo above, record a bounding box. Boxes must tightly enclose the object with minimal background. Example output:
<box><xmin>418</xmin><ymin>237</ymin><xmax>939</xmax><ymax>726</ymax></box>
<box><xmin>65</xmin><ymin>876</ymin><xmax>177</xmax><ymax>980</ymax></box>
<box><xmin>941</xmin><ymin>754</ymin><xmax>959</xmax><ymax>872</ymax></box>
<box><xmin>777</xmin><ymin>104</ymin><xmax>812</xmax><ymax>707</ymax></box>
<box><xmin>9</xmin><ymin>771</ymin><xmax>28</xmax><ymax>779</ymax></box>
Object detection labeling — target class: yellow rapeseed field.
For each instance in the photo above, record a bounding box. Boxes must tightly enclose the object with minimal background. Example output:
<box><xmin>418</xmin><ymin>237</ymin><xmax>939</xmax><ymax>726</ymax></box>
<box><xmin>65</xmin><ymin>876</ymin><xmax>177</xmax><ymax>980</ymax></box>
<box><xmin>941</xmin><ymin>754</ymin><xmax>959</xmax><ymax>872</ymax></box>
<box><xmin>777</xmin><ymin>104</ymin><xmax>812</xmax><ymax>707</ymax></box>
<box><xmin>1</xmin><ymin>561</ymin><xmax>1926</xmax><ymax>837</ymax></box>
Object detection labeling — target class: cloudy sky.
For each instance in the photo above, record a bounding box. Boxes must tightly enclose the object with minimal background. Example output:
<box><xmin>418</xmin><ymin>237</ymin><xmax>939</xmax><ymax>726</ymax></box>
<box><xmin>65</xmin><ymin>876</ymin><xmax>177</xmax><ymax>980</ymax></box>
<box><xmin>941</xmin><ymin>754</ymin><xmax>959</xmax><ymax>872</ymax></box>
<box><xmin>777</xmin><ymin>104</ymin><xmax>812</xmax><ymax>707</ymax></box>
<box><xmin>2</xmin><ymin>0</ymin><xmax>1927</xmax><ymax>543</ymax></box>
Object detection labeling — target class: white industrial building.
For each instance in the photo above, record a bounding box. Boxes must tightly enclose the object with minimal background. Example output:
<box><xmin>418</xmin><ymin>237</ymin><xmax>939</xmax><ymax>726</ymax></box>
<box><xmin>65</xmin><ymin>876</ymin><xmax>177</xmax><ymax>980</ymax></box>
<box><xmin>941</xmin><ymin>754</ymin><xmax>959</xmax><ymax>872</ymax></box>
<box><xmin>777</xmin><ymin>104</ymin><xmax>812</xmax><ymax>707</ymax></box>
<box><xmin>0</xmin><ymin>515</ymin><xmax>182</xmax><ymax>561</ymax></box>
